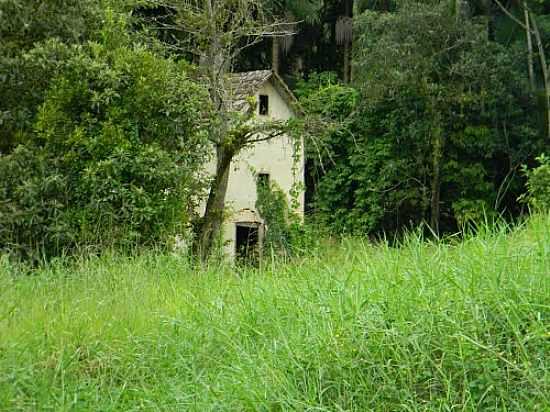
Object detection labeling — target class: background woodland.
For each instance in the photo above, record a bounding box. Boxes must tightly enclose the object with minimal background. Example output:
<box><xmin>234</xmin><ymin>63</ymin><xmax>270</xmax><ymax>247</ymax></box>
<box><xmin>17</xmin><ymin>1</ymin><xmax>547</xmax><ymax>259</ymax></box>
<box><xmin>1</xmin><ymin>0</ymin><xmax>549</xmax><ymax>260</ymax></box>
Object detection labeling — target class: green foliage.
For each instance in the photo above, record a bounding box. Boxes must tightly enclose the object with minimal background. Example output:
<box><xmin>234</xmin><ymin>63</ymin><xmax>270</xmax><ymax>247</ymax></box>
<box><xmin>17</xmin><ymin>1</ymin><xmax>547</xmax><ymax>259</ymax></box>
<box><xmin>302</xmin><ymin>3</ymin><xmax>544</xmax><ymax>236</ymax></box>
<box><xmin>0</xmin><ymin>0</ymin><xmax>108</xmax><ymax>153</ymax></box>
<box><xmin>255</xmin><ymin>177</ymin><xmax>305</xmax><ymax>257</ymax></box>
<box><xmin>1</xmin><ymin>214</ymin><xmax>548</xmax><ymax>410</ymax></box>
<box><xmin>0</xmin><ymin>28</ymin><xmax>209</xmax><ymax>260</ymax></box>
<box><xmin>295</xmin><ymin>72</ymin><xmax>358</xmax><ymax>121</ymax></box>
<box><xmin>522</xmin><ymin>154</ymin><xmax>550</xmax><ymax>210</ymax></box>
<box><xmin>0</xmin><ymin>0</ymin><xmax>102</xmax><ymax>52</ymax></box>
<box><xmin>263</xmin><ymin>0</ymin><xmax>322</xmax><ymax>23</ymax></box>
<box><xmin>0</xmin><ymin>1</ymin><xmax>151</xmax><ymax>154</ymax></box>
<box><xmin>0</xmin><ymin>39</ymin><xmax>75</xmax><ymax>153</ymax></box>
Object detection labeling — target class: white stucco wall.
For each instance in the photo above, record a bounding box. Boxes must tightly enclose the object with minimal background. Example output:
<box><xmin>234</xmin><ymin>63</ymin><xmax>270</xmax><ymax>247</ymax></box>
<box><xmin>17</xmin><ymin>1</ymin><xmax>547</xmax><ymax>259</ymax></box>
<box><xmin>200</xmin><ymin>80</ymin><xmax>305</xmax><ymax>259</ymax></box>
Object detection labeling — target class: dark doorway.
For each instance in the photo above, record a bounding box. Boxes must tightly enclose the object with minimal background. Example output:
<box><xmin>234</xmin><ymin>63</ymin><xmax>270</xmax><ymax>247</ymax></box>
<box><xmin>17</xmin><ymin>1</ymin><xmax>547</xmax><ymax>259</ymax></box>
<box><xmin>235</xmin><ymin>224</ymin><xmax>260</xmax><ymax>264</ymax></box>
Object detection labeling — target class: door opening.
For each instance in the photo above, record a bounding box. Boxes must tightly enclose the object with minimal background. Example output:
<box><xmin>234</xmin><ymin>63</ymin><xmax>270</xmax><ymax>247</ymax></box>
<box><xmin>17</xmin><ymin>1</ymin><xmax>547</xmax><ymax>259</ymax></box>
<box><xmin>235</xmin><ymin>223</ymin><xmax>260</xmax><ymax>265</ymax></box>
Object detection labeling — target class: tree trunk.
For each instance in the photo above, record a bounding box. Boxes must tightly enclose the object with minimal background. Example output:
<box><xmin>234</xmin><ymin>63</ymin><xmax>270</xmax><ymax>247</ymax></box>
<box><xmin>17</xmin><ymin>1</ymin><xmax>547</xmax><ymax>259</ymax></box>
<box><xmin>494</xmin><ymin>0</ymin><xmax>548</xmax><ymax>138</ymax></box>
<box><xmin>454</xmin><ymin>0</ymin><xmax>469</xmax><ymax>19</ymax></box>
<box><xmin>530</xmin><ymin>12</ymin><xmax>550</xmax><ymax>139</ymax></box>
<box><xmin>272</xmin><ymin>36</ymin><xmax>280</xmax><ymax>74</ymax></box>
<box><xmin>430</xmin><ymin>112</ymin><xmax>444</xmax><ymax>236</ymax></box>
<box><xmin>343</xmin><ymin>41</ymin><xmax>351</xmax><ymax>83</ymax></box>
<box><xmin>344</xmin><ymin>0</ymin><xmax>352</xmax><ymax>83</ymax></box>
<box><xmin>484</xmin><ymin>0</ymin><xmax>496</xmax><ymax>41</ymax></box>
<box><xmin>524</xmin><ymin>4</ymin><xmax>535</xmax><ymax>91</ymax></box>
<box><xmin>335</xmin><ymin>0</ymin><xmax>353</xmax><ymax>82</ymax></box>
<box><xmin>197</xmin><ymin>145</ymin><xmax>233</xmax><ymax>260</ymax></box>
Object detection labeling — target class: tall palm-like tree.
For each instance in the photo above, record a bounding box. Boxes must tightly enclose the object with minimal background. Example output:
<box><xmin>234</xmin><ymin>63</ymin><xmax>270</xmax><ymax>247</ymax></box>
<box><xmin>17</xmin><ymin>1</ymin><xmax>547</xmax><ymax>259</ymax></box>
<box><xmin>336</xmin><ymin>0</ymin><xmax>395</xmax><ymax>83</ymax></box>
<box><xmin>491</xmin><ymin>0</ymin><xmax>550</xmax><ymax>138</ymax></box>
<box><xmin>265</xmin><ymin>0</ymin><xmax>323</xmax><ymax>73</ymax></box>
<box><xmin>336</xmin><ymin>0</ymin><xmax>353</xmax><ymax>82</ymax></box>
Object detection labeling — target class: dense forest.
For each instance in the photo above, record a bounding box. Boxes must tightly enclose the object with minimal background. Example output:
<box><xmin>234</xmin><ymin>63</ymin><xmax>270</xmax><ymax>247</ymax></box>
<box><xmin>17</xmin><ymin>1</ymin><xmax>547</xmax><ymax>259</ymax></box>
<box><xmin>1</xmin><ymin>0</ymin><xmax>549</xmax><ymax>261</ymax></box>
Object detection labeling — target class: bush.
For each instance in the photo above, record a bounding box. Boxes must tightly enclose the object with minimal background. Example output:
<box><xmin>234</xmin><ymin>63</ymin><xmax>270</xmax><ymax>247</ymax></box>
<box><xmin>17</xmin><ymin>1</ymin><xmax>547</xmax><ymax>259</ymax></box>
<box><xmin>0</xmin><ymin>32</ymin><xmax>209</xmax><ymax>260</ymax></box>
<box><xmin>523</xmin><ymin>154</ymin><xmax>550</xmax><ymax>210</ymax></box>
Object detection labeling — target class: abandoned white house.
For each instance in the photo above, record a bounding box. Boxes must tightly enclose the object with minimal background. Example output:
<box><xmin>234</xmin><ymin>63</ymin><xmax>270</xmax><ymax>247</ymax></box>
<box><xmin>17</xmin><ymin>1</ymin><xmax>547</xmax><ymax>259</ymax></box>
<box><xmin>201</xmin><ymin>70</ymin><xmax>304</xmax><ymax>260</ymax></box>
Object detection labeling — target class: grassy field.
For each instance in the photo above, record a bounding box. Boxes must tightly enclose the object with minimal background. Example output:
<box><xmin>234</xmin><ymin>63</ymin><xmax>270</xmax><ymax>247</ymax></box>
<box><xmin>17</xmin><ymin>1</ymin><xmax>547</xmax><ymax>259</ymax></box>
<box><xmin>1</xmin><ymin>215</ymin><xmax>549</xmax><ymax>411</ymax></box>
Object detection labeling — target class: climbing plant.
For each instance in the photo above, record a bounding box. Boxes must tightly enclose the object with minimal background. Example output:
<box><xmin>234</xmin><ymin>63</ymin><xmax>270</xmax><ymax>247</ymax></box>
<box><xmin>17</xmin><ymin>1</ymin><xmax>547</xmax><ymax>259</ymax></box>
<box><xmin>255</xmin><ymin>175</ymin><xmax>306</xmax><ymax>258</ymax></box>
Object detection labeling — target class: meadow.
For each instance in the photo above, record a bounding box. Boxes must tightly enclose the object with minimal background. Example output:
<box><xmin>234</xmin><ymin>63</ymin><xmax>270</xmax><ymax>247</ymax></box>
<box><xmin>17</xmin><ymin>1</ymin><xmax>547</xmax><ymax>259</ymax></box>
<box><xmin>1</xmin><ymin>215</ymin><xmax>549</xmax><ymax>411</ymax></box>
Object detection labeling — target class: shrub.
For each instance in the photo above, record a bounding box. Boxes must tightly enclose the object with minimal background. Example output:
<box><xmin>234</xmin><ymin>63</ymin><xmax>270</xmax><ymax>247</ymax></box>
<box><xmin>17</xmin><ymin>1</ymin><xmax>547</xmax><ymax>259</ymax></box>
<box><xmin>0</xmin><ymin>34</ymin><xmax>209</xmax><ymax>260</ymax></box>
<box><xmin>0</xmin><ymin>0</ymin><xmax>105</xmax><ymax>154</ymax></box>
<box><xmin>523</xmin><ymin>154</ymin><xmax>550</xmax><ymax>211</ymax></box>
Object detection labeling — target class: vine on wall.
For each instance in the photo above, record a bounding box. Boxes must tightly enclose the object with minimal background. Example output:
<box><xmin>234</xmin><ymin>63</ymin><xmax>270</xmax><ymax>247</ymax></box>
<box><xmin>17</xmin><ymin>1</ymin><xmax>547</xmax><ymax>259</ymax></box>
<box><xmin>255</xmin><ymin>176</ymin><xmax>303</xmax><ymax>258</ymax></box>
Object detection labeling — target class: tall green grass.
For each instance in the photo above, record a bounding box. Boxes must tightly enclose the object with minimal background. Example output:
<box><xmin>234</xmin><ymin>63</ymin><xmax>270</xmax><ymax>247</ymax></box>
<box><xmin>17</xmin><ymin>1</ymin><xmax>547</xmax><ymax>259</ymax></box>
<box><xmin>1</xmin><ymin>215</ymin><xmax>549</xmax><ymax>411</ymax></box>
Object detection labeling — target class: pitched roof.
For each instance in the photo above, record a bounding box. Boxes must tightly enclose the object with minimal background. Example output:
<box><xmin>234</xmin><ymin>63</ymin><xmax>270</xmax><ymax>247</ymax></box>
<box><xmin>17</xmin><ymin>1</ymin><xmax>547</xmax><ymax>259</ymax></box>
<box><xmin>227</xmin><ymin>70</ymin><xmax>301</xmax><ymax>114</ymax></box>
<box><xmin>228</xmin><ymin>70</ymin><xmax>273</xmax><ymax>103</ymax></box>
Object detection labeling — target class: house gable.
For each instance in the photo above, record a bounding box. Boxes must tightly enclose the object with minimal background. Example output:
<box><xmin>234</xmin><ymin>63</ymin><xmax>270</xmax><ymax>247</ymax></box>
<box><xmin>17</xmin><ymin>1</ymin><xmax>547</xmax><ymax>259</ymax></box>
<box><xmin>255</xmin><ymin>80</ymin><xmax>294</xmax><ymax>121</ymax></box>
<box><xmin>228</xmin><ymin>70</ymin><xmax>300</xmax><ymax>119</ymax></box>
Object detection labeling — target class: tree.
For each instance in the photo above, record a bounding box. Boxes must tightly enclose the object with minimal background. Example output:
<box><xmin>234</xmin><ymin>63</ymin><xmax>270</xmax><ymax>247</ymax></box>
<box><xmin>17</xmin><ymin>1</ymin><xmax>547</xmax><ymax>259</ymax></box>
<box><xmin>0</xmin><ymin>0</ymin><xmax>104</xmax><ymax>154</ymax></box>
<box><xmin>264</xmin><ymin>0</ymin><xmax>323</xmax><ymax>74</ymax></box>
<box><xmin>334</xmin><ymin>0</ymin><xmax>400</xmax><ymax>83</ymax></box>
<box><xmin>152</xmin><ymin>0</ymin><xmax>295</xmax><ymax>259</ymax></box>
<box><xmin>0</xmin><ymin>0</ymin><xmax>102</xmax><ymax>52</ymax></box>
<box><xmin>493</xmin><ymin>0</ymin><xmax>550</xmax><ymax>139</ymax></box>
<box><xmin>336</xmin><ymin>0</ymin><xmax>353</xmax><ymax>82</ymax></box>
<box><xmin>355</xmin><ymin>4</ymin><xmax>468</xmax><ymax>233</ymax></box>
<box><xmin>0</xmin><ymin>8</ymin><xmax>209</xmax><ymax>260</ymax></box>
<box><xmin>306</xmin><ymin>2</ymin><xmax>542</xmax><ymax>236</ymax></box>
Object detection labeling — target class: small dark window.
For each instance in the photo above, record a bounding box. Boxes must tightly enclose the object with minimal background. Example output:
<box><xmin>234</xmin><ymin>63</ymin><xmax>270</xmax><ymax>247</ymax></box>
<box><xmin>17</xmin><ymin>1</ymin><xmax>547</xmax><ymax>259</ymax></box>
<box><xmin>259</xmin><ymin>94</ymin><xmax>269</xmax><ymax>115</ymax></box>
<box><xmin>257</xmin><ymin>173</ymin><xmax>270</xmax><ymax>188</ymax></box>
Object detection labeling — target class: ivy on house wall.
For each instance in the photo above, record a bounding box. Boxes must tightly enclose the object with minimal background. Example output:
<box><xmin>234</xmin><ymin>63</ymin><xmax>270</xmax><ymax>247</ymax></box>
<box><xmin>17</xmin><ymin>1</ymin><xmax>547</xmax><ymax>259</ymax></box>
<box><xmin>255</xmin><ymin>175</ymin><xmax>305</xmax><ymax>258</ymax></box>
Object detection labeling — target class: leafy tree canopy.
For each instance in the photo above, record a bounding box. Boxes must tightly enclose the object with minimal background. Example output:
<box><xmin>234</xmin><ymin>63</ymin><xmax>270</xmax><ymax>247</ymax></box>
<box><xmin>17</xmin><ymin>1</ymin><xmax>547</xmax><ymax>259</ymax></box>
<box><xmin>0</xmin><ymin>8</ymin><xmax>210</xmax><ymax>260</ymax></box>
<box><xmin>303</xmin><ymin>2</ymin><xmax>543</xmax><ymax>235</ymax></box>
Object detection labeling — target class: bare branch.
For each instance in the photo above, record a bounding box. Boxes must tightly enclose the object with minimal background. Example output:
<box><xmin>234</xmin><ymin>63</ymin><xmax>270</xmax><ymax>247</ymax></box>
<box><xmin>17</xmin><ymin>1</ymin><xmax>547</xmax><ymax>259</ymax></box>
<box><xmin>493</xmin><ymin>0</ymin><xmax>527</xmax><ymax>30</ymax></box>
<box><xmin>246</xmin><ymin>130</ymin><xmax>287</xmax><ymax>145</ymax></box>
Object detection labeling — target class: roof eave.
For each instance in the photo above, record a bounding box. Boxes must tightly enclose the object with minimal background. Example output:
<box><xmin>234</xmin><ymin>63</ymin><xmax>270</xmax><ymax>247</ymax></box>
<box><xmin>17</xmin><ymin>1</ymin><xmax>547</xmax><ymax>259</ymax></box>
<box><xmin>270</xmin><ymin>71</ymin><xmax>305</xmax><ymax>117</ymax></box>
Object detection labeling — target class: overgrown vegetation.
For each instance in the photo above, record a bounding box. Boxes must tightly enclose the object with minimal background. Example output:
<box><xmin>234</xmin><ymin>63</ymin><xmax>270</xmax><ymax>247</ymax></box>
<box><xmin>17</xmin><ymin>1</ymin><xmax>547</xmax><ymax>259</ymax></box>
<box><xmin>1</xmin><ymin>214</ymin><xmax>548</xmax><ymax>410</ymax></box>
<box><xmin>0</xmin><ymin>8</ymin><xmax>208</xmax><ymax>261</ymax></box>
<box><xmin>2</xmin><ymin>0</ymin><xmax>549</xmax><ymax>260</ymax></box>
<box><xmin>1</xmin><ymin>1</ymin><xmax>548</xmax><ymax>409</ymax></box>
<box><xmin>300</xmin><ymin>3</ymin><xmax>545</xmax><ymax>237</ymax></box>
<box><xmin>523</xmin><ymin>154</ymin><xmax>550</xmax><ymax>210</ymax></box>
<box><xmin>256</xmin><ymin>175</ymin><xmax>315</xmax><ymax>259</ymax></box>
<box><xmin>0</xmin><ymin>0</ymin><xmax>105</xmax><ymax>153</ymax></box>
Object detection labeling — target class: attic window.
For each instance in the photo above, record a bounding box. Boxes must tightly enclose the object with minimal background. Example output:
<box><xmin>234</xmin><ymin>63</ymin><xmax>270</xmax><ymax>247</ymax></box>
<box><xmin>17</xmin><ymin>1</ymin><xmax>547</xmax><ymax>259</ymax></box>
<box><xmin>259</xmin><ymin>94</ymin><xmax>269</xmax><ymax>115</ymax></box>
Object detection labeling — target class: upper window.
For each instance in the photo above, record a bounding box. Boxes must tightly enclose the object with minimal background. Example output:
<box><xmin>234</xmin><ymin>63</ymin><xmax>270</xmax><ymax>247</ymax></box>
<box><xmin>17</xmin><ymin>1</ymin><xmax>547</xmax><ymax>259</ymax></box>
<box><xmin>259</xmin><ymin>94</ymin><xmax>269</xmax><ymax>116</ymax></box>
<box><xmin>257</xmin><ymin>173</ymin><xmax>270</xmax><ymax>188</ymax></box>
